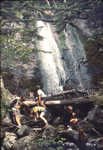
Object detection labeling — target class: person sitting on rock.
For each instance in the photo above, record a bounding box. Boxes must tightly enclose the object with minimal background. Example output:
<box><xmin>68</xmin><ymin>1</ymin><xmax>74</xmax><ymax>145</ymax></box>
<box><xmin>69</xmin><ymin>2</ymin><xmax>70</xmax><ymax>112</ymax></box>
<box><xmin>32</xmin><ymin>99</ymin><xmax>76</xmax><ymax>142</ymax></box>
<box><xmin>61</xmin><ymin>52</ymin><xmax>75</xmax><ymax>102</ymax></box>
<box><xmin>10</xmin><ymin>96</ymin><xmax>25</xmax><ymax>127</ymax></box>
<box><xmin>65</xmin><ymin>105</ymin><xmax>79</xmax><ymax>130</ymax></box>
<box><xmin>69</xmin><ymin>112</ymin><xmax>79</xmax><ymax>126</ymax></box>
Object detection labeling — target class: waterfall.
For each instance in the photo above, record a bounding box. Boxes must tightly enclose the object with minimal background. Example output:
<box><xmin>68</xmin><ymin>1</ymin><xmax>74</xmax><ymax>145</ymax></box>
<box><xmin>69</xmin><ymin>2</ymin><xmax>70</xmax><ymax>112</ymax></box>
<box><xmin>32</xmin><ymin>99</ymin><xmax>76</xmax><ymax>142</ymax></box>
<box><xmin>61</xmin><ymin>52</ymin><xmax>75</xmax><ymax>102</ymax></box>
<box><xmin>64</xmin><ymin>24</ymin><xmax>91</xmax><ymax>90</ymax></box>
<box><xmin>37</xmin><ymin>21</ymin><xmax>91</xmax><ymax>94</ymax></box>
<box><xmin>36</xmin><ymin>21</ymin><xmax>66</xmax><ymax>95</ymax></box>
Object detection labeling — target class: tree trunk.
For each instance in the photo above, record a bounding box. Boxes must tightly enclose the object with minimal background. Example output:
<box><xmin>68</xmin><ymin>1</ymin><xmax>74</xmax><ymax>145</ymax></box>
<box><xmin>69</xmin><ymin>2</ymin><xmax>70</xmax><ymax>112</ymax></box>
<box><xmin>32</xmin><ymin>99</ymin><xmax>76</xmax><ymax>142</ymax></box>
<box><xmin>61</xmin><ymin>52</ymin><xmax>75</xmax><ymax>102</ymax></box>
<box><xmin>45</xmin><ymin>97</ymin><xmax>93</xmax><ymax>105</ymax></box>
<box><xmin>45</xmin><ymin>0</ymin><xmax>51</xmax><ymax>7</ymax></box>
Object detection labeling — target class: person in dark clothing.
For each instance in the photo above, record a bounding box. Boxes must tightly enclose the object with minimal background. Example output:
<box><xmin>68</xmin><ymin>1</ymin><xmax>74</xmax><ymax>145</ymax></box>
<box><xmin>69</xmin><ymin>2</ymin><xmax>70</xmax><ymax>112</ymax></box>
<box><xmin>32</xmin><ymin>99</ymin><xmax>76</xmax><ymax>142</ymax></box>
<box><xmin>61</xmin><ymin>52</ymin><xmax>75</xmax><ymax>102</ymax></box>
<box><xmin>64</xmin><ymin>105</ymin><xmax>79</xmax><ymax>130</ymax></box>
<box><xmin>63</xmin><ymin>105</ymin><xmax>73</xmax><ymax>127</ymax></box>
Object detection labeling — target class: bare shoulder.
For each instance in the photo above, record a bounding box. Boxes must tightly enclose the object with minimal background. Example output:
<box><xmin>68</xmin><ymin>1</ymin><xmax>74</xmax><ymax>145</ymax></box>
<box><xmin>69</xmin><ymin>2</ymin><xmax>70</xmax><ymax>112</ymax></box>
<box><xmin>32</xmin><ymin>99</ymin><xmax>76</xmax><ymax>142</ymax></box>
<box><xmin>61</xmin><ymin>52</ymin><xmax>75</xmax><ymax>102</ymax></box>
<box><xmin>23</xmin><ymin>101</ymin><xmax>36</xmax><ymax>106</ymax></box>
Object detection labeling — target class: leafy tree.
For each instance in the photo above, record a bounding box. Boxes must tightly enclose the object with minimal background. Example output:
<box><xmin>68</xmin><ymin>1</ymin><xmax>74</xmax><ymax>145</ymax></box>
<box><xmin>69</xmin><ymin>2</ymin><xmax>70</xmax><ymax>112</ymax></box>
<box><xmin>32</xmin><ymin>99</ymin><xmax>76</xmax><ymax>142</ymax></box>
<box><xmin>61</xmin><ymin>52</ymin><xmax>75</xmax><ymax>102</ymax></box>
<box><xmin>0</xmin><ymin>0</ymin><xmax>45</xmax><ymax>68</ymax></box>
<box><xmin>52</xmin><ymin>0</ymin><xmax>103</xmax><ymax>33</ymax></box>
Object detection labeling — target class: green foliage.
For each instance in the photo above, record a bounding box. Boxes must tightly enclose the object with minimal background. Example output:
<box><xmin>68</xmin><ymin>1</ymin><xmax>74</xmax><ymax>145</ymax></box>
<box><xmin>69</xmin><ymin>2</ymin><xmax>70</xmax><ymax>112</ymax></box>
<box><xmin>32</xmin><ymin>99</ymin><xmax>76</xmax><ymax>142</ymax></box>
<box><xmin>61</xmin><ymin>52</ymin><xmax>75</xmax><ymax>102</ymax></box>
<box><xmin>52</xmin><ymin>0</ymin><xmax>103</xmax><ymax>33</ymax></box>
<box><xmin>59</xmin><ymin>32</ymin><xmax>67</xmax><ymax>50</ymax></box>
<box><xmin>0</xmin><ymin>98</ymin><xmax>10</xmax><ymax>119</ymax></box>
<box><xmin>0</xmin><ymin>1</ymin><xmax>44</xmax><ymax>68</ymax></box>
<box><xmin>91</xmin><ymin>95</ymin><xmax>103</xmax><ymax>106</ymax></box>
<box><xmin>33</xmin><ymin>135</ymin><xmax>67</xmax><ymax>150</ymax></box>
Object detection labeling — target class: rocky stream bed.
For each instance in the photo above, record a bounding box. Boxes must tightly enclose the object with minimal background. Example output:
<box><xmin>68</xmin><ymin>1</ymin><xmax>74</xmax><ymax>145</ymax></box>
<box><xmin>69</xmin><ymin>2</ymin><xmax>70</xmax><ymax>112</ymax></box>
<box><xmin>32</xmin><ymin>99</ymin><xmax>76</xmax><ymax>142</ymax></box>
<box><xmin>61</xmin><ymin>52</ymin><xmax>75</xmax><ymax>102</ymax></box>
<box><xmin>1</xmin><ymin>91</ymin><xmax>103</xmax><ymax>150</ymax></box>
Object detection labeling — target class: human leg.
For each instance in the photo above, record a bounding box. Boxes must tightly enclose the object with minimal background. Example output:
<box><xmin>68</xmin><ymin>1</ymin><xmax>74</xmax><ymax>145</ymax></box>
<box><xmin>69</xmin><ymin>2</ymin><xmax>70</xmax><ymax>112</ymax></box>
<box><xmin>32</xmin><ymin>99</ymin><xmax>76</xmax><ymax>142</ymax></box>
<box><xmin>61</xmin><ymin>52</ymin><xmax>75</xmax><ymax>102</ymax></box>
<box><xmin>40</xmin><ymin>111</ymin><xmax>48</xmax><ymax>126</ymax></box>
<box><xmin>34</xmin><ymin>112</ymin><xmax>39</xmax><ymax>121</ymax></box>
<box><xmin>15</xmin><ymin>115</ymin><xmax>21</xmax><ymax>126</ymax></box>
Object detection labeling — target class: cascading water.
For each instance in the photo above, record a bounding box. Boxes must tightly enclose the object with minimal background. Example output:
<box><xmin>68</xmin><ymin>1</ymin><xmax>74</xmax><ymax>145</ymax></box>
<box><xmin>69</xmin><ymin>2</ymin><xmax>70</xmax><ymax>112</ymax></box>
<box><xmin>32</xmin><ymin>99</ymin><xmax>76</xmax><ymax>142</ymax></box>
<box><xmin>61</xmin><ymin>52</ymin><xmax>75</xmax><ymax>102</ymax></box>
<box><xmin>37</xmin><ymin>21</ymin><xmax>91</xmax><ymax>94</ymax></box>
<box><xmin>36</xmin><ymin>21</ymin><xmax>66</xmax><ymax>95</ymax></box>
<box><xmin>63</xmin><ymin>24</ymin><xmax>91</xmax><ymax>90</ymax></box>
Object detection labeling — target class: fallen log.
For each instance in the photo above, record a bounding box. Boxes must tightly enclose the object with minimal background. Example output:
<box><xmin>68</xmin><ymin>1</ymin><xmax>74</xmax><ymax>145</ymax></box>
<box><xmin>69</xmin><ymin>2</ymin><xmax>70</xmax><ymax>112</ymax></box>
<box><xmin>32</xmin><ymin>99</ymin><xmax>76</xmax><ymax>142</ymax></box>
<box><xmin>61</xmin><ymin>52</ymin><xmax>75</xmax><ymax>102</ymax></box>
<box><xmin>23</xmin><ymin>97</ymin><xmax>93</xmax><ymax>106</ymax></box>
<box><xmin>42</xmin><ymin>89</ymin><xmax>89</xmax><ymax>101</ymax></box>
<box><xmin>45</xmin><ymin>97</ymin><xmax>93</xmax><ymax>105</ymax></box>
<box><xmin>23</xmin><ymin>89</ymin><xmax>89</xmax><ymax>104</ymax></box>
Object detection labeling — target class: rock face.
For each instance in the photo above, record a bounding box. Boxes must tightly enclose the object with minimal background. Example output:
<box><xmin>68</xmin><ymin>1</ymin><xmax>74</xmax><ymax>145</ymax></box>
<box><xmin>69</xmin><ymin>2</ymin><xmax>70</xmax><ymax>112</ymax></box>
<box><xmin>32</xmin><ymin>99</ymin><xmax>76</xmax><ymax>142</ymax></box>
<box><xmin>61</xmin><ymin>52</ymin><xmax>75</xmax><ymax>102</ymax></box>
<box><xmin>70</xmin><ymin>2</ymin><xmax>103</xmax><ymax>91</ymax></box>
<box><xmin>1</xmin><ymin>0</ymin><xmax>103</xmax><ymax>97</ymax></box>
<box><xmin>73</xmin><ymin>6</ymin><xmax>103</xmax><ymax>37</ymax></box>
<box><xmin>2</xmin><ymin>60</ymin><xmax>41</xmax><ymax>96</ymax></box>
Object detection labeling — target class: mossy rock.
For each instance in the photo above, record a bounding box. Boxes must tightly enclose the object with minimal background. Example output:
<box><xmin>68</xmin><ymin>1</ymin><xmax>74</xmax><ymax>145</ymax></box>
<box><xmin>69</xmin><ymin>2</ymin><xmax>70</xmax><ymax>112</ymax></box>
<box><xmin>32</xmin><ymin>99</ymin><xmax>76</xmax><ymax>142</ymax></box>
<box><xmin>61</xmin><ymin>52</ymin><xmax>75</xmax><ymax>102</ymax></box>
<box><xmin>90</xmin><ymin>95</ymin><xmax>103</xmax><ymax>106</ymax></box>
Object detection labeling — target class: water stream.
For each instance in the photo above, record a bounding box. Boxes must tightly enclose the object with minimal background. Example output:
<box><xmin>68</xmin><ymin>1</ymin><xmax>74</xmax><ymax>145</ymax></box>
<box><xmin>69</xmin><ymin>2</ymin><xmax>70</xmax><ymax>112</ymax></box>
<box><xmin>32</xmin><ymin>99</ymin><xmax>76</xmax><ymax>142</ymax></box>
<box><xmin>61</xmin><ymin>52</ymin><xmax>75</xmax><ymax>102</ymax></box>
<box><xmin>36</xmin><ymin>21</ymin><xmax>66</xmax><ymax>95</ymax></box>
<box><xmin>64</xmin><ymin>24</ymin><xmax>91</xmax><ymax>90</ymax></box>
<box><xmin>37</xmin><ymin>21</ymin><xmax>91</xmax><ymax>94</ymax></box>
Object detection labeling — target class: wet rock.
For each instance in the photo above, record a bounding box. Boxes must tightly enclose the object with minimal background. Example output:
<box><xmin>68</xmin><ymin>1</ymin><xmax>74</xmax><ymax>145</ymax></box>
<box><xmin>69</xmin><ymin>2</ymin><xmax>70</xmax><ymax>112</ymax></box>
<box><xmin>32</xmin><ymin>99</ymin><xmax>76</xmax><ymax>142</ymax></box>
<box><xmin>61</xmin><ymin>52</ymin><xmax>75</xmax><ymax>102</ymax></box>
<box><xmin>0</xmin><ymin>128</ymin><xmax>5</xmax><ymax>141</ymax></box>
<box><xmin>0</xmin><ymin>128</ymin><xmax>5</xmax><ymax>150</ymax></box>
<box><xmin>85</xmin><ymin>105</ymin><xmax>103</xmax><ymax>134</ymax></box>
<box><xmin>42</xmin><ymin>125</ymin><xmax>57</xmax><ymax>139</ymax></box>
<box><xmin>33</xmin><ymin>139</ymin><xmax>79</xmax><ymax>150</ymax></box>
<box><xmin>2</xmin><ymin>132</ymin><xmax>17</xmax><ymax>150</ymax></box>
<box><xmin>57</xmin><ymin>124</ymin><xmax>66</xmax><ymax>131</ymax></box>
<box><xmin>66</xmin><ymin>129</ymin><xmax>79</xmax><ymax>142</ymax></box>
<box><xmin>2</xmin><ymin>112</ymin><xmax>12</xmax><ymax>124</ymax></box>
<box><xmin>58</xmin><ymin>129</ymin><xmax>79</xmax><ymax>145</ymax></box>
<box><xmin>2</xmin><ymin>61</ymin><xmax>41</xmax><ymax>96</ymax></box>
<box><xmin>89</xmin><ymin>137</ymin><xmax>103</xmax><ymax>150</ymax></box>
<box><xmin>85</xmin><ymin>105</ymin><xmax>99</xmax><ymax>122</ymax></box>
<box><xmin>12</xmin><ymin>133</ymin><xmax>37</xmax><ymax>150</ymax></box>
<box><xmin>73</xmin><ymin>4</ymin><xmax>103</xmax><ymax>37</ymax></box>
<box><xmin>16</xmin><ymin>125</ymin><xmax>31</xmax><ymax>138</ymax></box>
<box><xmin>52</xmin><ymin>116</ymin><xmax>63</xmax><ymax>125</ymax></box>
<box><xmin>45</xmin><ymin>110</ymin><xmax>52</xmax><ymax>123</ymax></box>
<box><xmin>64</xmin><ymin>142</ymin><xmax>79</xmax><ymax>150</ymax></box>
<box><xmin>85</xmin><ymin>142</ymin><xmax>98</xmax><ymax>150</ymax></box>
<box><xmin>1</xmin><ymin>147</ymin><xmax>5</xmax><ymax>150</ymax></box>
<box><xmin>78</xmin><ymin>120</ymin><xmax>97</xmax><ymax>136</ymax></box>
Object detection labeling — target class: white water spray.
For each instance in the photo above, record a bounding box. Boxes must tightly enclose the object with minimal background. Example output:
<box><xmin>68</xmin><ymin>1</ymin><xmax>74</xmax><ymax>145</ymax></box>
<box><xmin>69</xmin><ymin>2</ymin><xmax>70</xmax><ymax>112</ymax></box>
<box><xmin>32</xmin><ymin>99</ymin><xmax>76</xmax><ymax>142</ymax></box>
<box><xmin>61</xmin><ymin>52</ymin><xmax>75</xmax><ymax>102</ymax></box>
<box><xmin>64</xmin><ymin>25</ymin><xmax>91</xmax><ymax>89</ymax></box>
<box><xmin>36</xmin><ymin>21</ymin><xmax>66</xmax><ymax>94</ymax></box>
<box><xmin>37</xmin><ymin>21</ymin><xmax>91</xmax><ymax>94</ymax></box>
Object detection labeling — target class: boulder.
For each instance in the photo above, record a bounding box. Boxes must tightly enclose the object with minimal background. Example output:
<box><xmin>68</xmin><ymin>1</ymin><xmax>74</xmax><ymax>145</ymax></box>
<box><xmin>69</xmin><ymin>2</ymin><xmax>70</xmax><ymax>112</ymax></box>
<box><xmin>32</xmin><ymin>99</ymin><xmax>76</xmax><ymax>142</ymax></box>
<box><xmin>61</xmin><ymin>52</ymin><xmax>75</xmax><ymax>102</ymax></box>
<box><xmin>89</xmin><ymin>137</ymin><xmax>103</xmax><ymax>150</ymax></box>
<box><xmin>12</xmin><ymin>133</ymin><xmax>38</xmax><ymax>150</ymax></box>
<box><xmin>85</xmin><ymin>105</ymin><xmax>103</xmax><ymax>134</ymax></box>
<box><xmin>64</xmin><ymin>142</ymin><xmax>79</xmax><ymax>150</ymax></box>
<box><xmin>2</xmin><ymin>132</ymin><xmax>17</xmax><ymax>150</ymax></box>
<box><xmin>16</xmin><ymin>125</ymin><xmax>31</xmax><ymax>138</ymax></box>
<box><xmin>52</xmin><ymin>116</ymin><xmax>63</xmax><ymax>125</ymax></box>
<box><xmin>42</xmin><ymin>125</ymin><xmax>57</xmax><ymax>139</ymax></box>
<box><xmin>58</xmin><ymin>129</ymin><xmax>79</xmax><ymax>144</ymax></box>
<box><xmin>85</xmin><ymin>105</ymin><xmax>99</xmax><ymax>121</ymax></box>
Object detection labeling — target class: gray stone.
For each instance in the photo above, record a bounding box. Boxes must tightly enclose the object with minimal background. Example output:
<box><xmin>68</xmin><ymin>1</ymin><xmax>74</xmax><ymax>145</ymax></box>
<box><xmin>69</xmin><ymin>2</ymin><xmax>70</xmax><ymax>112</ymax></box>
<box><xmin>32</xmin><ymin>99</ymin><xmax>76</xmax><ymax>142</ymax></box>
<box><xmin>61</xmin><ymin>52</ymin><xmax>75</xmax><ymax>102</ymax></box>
<box><xmin>42</xmin><ymin>125</ymin><xmax>57</xmax><ymax>139</ymax></box>
<box><xmin>3</xmin><ymin>132</ymin><xmax>17</xmax><ymax>150</ymax></box>
<box><xmin>16</xmin><ymin>125</ymin><xmax>31</xmax><ymax>138</ymax></box>
<box><xmin>12</xmin><ymin>133</ymin><xmax>37</xmax><ymax>150</ymax></box>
